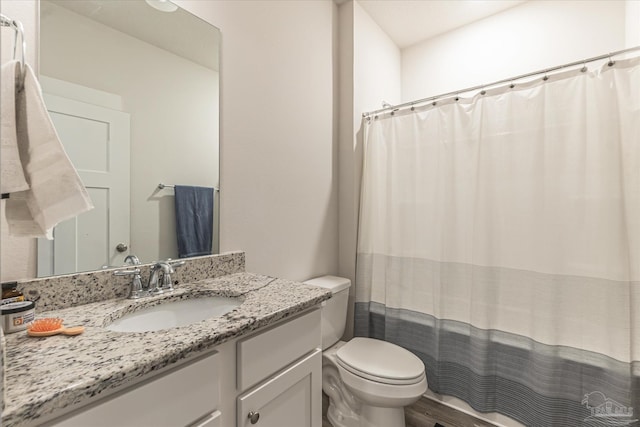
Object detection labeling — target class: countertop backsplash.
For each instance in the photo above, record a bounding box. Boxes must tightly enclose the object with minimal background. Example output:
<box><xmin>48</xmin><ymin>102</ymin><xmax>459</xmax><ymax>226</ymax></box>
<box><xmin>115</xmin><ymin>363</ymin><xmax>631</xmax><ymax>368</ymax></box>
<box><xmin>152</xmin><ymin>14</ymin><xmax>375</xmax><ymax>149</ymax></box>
<box><xmin>12</xmin><ymin>251</ymin><xmax>245</xmax><ymax>313</ymax></box>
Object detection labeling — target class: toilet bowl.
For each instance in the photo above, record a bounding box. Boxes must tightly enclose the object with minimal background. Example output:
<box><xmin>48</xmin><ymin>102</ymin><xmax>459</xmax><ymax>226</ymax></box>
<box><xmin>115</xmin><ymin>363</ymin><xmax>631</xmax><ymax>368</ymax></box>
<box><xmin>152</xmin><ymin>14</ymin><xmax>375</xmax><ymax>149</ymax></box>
<box><xmin>304</xmin><ymin>276</ymin><xmax>428</xmax><ymax>427</ymax></box>
<box><xmin>323</xmin><ymin>339</ymin><xmax>427</xmax><ymax>427</ymax></box>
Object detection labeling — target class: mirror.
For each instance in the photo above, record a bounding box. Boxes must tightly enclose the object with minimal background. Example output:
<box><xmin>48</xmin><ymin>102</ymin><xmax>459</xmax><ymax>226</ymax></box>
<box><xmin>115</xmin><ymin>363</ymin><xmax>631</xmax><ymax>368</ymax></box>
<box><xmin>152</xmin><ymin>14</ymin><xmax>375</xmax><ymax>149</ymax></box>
<box><xmin>2</xmin><ymin>0</ymin><xmax>220</xmax><ymax>279</ymax></box>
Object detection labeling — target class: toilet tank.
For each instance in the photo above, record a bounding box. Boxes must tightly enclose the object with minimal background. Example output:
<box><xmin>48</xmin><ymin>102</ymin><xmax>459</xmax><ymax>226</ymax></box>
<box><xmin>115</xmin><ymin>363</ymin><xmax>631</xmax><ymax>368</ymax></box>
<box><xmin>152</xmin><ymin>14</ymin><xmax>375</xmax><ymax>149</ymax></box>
<box><xmin>303</xmin><ymin>275</ymin><xmax>351</xmax><ymax>350</ymax></box>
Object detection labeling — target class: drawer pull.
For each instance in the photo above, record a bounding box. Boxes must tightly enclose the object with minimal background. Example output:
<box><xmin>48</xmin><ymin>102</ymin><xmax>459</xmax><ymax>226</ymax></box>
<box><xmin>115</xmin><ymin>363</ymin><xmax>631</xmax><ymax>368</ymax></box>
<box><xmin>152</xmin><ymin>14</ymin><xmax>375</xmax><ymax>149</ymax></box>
<box><xmin>248</xmin><ymin>411</ymin><xmax>260</xmax><ymax>424</ymax></box>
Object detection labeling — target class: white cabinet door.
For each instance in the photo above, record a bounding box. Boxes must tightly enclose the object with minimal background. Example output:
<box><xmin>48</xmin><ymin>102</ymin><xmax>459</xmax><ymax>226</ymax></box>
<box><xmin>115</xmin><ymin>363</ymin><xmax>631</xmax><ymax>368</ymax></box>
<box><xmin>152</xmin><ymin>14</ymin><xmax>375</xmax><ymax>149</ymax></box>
<box><xmin>237</xmin><ymin>349</ymin><xmax>321</xmax><ymax>427</ymax></box>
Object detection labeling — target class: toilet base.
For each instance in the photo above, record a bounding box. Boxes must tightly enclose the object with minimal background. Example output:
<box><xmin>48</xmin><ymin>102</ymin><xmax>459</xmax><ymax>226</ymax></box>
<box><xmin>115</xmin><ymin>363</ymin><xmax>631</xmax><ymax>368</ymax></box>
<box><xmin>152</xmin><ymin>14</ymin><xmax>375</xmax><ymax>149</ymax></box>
<box><xmin>361</xmin><ymin>405</ymin><xmax>405</xmax><ymax>427</ymax></box>
<box><xmin>327</xmin><ymin>401</ymin><xmax>359</xmax><ymax>427</ymax></box>
<box><xmin>328</xmin><ymin>402</ymin><xmax>405</xmax><ymax>427</ymax></box>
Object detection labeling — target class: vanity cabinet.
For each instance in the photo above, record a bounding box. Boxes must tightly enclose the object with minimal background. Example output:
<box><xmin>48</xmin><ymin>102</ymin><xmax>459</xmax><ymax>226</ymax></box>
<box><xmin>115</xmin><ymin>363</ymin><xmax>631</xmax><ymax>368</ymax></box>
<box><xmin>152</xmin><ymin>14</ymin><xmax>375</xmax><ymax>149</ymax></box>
<box><xmin>236</xmin><ymin>308</ymin><xmax>322</xmax><ymax>427</ymax></box>
<box><xmin>47</xmin><ymin>351</ymin><xmax>221</xmax><ymax>427</ymax></box>
<box><xmin>237</xmin><ymin>306</ymin><xmax>321</xmax><ymax>390</ymax></box>
<box><xmin>44</xmin><ymin>307</ymin><xmax>322</xmax><ymax>427</ymax></box>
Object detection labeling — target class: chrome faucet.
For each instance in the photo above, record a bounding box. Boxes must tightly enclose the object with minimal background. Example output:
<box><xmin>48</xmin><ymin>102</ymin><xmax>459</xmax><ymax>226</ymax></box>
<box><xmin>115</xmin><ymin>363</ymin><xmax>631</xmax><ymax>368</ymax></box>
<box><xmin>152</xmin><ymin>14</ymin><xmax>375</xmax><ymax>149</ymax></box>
<box><xmin>114</xmin><ymin>258</ymin><xmax>185</xmax><ymax>299</ymax></box>
<box><xmin>113</xmin><ymin>254</ymin><xmax>145</xmax><ymax>299</ymax></box>
<box><xmin>148</xmin><ymin>261</ymin><xmax>174</xmax><ymax>294</ymax></box>
<box><xmin>148</xmin><ymin>260</ymin><xmax>185</xmax><ymax>294</ymax></box>
<box><xmin>113</xmin><ymin>267</ymin><xmax>145</xmax><ymax>299</ymax></box>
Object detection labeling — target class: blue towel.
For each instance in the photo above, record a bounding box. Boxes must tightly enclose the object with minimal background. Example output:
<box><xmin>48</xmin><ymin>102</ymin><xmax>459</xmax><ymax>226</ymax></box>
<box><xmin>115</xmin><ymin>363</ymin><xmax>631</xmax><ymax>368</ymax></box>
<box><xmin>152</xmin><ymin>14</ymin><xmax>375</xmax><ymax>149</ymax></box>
<box><xmin>174</xmin><ymin>185</ymin><xmax>214</xmax><ymax>258</ymax></box>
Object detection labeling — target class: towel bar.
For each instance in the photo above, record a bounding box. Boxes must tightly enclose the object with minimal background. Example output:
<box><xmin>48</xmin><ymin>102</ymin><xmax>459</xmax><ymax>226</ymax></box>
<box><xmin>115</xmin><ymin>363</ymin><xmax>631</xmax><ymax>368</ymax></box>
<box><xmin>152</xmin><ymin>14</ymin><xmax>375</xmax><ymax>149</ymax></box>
<box><xmin>158</xmin><ymin>183</ymin><xmax>219</xmax><ymax>192</ymax></box>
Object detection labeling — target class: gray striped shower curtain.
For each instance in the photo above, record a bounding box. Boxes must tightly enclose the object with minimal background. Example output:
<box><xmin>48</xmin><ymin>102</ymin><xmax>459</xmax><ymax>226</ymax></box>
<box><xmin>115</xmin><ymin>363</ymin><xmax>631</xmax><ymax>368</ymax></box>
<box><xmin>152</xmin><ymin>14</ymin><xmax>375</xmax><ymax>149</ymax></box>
<box><xmin>355</xmin><ymin>57</ymin><xmax>639</xmax><ymax>427</ymax></box>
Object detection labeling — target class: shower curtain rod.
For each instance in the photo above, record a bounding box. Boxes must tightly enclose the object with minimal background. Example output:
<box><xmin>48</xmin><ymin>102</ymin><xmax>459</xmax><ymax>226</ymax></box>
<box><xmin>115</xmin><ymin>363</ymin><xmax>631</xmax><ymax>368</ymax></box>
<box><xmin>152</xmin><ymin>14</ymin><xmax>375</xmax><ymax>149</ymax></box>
<box><xmin>362</xmin><ymin>45</ymin><xmax>640</xmax><ymax>118</ymax></box>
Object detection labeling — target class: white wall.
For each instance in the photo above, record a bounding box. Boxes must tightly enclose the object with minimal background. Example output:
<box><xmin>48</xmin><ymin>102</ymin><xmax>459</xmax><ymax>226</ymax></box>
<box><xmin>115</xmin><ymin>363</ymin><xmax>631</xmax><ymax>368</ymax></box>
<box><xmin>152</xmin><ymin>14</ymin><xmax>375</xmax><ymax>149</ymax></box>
<box><xmin>175</xmin><ymin>0</ymin><xmax>339</xmax><ymax>281</ymax></box>
<box><xmin>353</xmin><ymin>1</ymin><xmax>402</xmax><ymax>112</ymax></box>
<box><xmin>402</xmin><ymin>0</ymin><xmax>628</xmax><ymax>102</ymax></box>
<box><xmin>0</xmin><ymin>1</ymin><xmax>38</xmax><ymax>71</ymax></box>
<box><xmin>2</xmin><ymin>0</ymin><xmax>338</xmax><ymax>282</ymax></box>
<box><xmin>39</xmin><ymin>3</ymin><xmax>219</xmax><ymax>264</ymax></box>
<box><xmin>337</xmin><ymin>0</ymin><xmax>401</xmax><ymax>339</ymax></box>
<box><xmin>627</xmin><ymin>0</ymin><xmax>640</xmax><ymax>47</ymax></box>
<box><xmin>0</xmin><ymin>0</ymin><xmax>39</xmax><ymax>281</ymax></box>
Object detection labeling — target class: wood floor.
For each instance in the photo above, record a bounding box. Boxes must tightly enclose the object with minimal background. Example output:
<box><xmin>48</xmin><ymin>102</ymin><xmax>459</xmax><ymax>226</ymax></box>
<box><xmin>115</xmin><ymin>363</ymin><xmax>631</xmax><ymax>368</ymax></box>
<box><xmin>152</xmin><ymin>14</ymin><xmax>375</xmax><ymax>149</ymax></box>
<box><xmin>322</xmin><ymin>393</ymin><xmax>496</xmax><ymax>427</ymax></box>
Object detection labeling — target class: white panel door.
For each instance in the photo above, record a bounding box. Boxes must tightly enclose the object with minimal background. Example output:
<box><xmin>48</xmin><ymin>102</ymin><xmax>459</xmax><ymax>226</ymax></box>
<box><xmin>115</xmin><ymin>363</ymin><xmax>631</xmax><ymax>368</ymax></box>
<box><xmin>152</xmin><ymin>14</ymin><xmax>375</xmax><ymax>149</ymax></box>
<box><xmin>237</xmin><ymin>350</ymin><xmax>321</xmax><ymax>427</ymax></box>
<box><xmin>37</xmin><ymin>94</ymin><xmax>130</xmax><ymax>276</ymax></box>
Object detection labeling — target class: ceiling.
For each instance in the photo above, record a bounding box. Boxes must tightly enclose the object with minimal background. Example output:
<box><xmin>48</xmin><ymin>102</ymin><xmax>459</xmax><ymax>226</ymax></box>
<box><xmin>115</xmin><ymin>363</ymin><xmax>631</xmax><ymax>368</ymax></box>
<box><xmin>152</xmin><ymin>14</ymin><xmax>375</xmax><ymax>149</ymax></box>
<box><xmin>358</xmin><ymin>0</ymin><xmax>527</xmax><ymax>49</ymax></box>
<box><xmin>45</xmin><ymin>0</ymin><xmax>220</xmax><ymax>71</ymax></box>
<box><xmin>46</xmin><ymin>0</ymin><xmax>526</xmax><ymax>68</ymax></box>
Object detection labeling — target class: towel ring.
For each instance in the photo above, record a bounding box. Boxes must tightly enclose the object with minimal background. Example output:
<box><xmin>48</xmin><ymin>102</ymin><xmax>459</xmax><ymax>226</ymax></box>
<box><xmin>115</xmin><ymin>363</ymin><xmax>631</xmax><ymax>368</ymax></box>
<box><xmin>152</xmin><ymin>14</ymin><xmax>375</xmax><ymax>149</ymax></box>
<box><xmin>1</xmin><ymin>14</ymin><xmax>27</xmax><ymax>91</ymax></box>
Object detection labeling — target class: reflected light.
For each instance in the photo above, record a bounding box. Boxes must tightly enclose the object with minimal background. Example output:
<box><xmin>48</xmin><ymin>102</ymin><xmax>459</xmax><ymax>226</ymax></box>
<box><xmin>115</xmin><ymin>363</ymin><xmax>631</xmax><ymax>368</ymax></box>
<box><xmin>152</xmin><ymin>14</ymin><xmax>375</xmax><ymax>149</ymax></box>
<box><xmin>145</xmin><ymin>0</ymin><xmax>178</xmax><ymax>13</ymax></box>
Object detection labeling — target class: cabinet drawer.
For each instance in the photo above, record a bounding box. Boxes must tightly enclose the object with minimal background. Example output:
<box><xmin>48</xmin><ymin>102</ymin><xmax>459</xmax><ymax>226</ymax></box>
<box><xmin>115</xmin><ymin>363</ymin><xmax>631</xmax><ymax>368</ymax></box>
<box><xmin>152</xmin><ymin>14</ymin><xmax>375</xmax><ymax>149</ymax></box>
<box><xmin>49</xmin><ymin>351</ymin><xmax>220</xmax><ymax>427</ymax></box>
<box><xmin>237</xmin><ymin>308</ymin><xmax>320</xmax><ymax>390</ymax></box>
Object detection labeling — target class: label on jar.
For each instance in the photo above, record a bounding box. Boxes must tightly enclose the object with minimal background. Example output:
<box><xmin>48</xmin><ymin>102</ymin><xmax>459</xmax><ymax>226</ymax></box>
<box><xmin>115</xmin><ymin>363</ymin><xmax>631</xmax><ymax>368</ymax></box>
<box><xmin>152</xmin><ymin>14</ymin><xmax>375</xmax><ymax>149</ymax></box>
<box><xmin>1</xmin><ymin>296</ymin><xmax>25</xmax><ymax>305</ymax></box>
<box><xmin>12</xmin><ymin>310</ymin><xmax>34</xmax><ymax>326</ymax></box>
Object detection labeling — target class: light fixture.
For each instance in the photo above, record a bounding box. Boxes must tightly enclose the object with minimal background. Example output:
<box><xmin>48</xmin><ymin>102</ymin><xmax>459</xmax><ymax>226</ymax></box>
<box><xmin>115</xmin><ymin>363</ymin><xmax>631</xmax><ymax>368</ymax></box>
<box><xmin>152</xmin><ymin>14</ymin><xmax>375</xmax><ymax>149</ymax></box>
<box><xmin>145</xmin><ymin>0</ymin><xmax>178</xmax><ymax>13</ymax></box>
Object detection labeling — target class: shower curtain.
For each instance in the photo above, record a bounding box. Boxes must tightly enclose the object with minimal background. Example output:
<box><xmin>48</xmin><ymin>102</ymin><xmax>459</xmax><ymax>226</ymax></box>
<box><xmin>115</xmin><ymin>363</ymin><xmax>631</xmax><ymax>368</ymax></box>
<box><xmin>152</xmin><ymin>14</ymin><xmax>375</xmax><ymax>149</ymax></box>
<box><xmin>355</xmin><ymin>57</ymin><xmax>639</xmax><ymax>427</ymax></box>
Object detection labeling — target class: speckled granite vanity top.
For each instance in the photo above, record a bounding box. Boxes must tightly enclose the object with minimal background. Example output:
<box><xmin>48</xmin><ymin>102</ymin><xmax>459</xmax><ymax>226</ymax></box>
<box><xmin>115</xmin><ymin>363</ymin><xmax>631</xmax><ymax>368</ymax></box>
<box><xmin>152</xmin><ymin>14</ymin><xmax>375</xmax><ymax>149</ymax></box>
<box><xmin>1</xmin><ymin>272</ymin><xmax>331</xmax><ymax>427</ymax></box>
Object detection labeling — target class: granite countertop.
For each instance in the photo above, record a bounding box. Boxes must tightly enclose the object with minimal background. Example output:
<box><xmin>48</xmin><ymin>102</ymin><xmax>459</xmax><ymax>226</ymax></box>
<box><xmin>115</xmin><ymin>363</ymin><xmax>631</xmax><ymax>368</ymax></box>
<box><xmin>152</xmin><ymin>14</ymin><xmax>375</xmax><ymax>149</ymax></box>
<box><xmin>1</xmin><ymin>272</ymin><xmax>331</xmax><ymax>427</ymax></box>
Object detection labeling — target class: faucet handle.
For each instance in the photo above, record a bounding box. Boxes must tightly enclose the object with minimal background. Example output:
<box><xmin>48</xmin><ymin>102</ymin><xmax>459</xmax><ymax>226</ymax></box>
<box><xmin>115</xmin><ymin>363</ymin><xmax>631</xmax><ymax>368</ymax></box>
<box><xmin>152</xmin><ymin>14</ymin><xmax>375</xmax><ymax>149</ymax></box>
<box><xmin>113</xmin><ymin>268</ymin><xmax>141</xmax><ymax>277</ymax></box>
<box><xmin>113</xmin><ymin>268</ymin><xmax>146</xmax><ymax>299</ymax></box>
<box><xmin>163</xmin><ymin>260</ymin><xmax>186</xmax><ymax>291</ymax></box>
<box><xmin>150</xmin><ymin>260</ymin><xmax>181</xmax><ymax>293</ymax></box>
<box><xmin>165</xmin><ymin>259</ymin><xmax>185</xmax><ymax>268</ymax></box>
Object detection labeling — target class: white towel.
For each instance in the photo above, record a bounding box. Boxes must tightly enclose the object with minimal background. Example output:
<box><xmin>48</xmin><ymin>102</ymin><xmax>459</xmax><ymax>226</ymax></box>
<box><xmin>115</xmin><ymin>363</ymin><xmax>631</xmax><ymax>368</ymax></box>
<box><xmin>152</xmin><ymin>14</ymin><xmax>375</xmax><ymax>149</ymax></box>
<box><xmin>4</xmin><ymin>63</ymin><xmax>94</xmax><ymax>238</ymax></box>
<box><xmin>1</xmin><ymin>60</ymin><xmax>29</xmax><ymax>194</ymax></box>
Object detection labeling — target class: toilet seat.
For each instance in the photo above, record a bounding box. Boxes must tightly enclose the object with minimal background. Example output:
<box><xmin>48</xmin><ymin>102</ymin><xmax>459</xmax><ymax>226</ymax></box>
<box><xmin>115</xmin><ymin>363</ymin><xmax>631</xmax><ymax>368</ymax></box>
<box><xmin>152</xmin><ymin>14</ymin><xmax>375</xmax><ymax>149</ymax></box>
<box><xmin>336</xmin><ymin>338</ymin><xmax>425</xmax><ymax>385</ymax></box>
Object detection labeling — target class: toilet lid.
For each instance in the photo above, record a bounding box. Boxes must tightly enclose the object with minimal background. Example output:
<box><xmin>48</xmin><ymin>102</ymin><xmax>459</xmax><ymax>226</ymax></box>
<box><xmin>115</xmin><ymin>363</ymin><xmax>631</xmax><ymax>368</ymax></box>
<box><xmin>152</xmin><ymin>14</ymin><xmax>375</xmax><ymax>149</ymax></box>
<box><xmin>336</xmin><ymin>338</ymin><xmax>425</xmax><ymax>385</ymax></box>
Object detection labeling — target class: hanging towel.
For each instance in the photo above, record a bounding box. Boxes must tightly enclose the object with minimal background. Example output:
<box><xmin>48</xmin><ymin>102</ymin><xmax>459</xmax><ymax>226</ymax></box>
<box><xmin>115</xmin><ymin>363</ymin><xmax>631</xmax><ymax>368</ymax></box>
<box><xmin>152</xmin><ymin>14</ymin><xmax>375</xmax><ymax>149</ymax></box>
<box><xmin>1</xmin><ymin>60</ymin><xmax>29</xmax><ymax>195</ymax></box>
<box><xmin>4</xmin><ymin>63</ymin><xmax>93</xmax><ymax>238</ymax></box>
<box><xmin>174</xmin><ymin>185</ymin><xmax>214</xmax><ymax>258</ymax></box>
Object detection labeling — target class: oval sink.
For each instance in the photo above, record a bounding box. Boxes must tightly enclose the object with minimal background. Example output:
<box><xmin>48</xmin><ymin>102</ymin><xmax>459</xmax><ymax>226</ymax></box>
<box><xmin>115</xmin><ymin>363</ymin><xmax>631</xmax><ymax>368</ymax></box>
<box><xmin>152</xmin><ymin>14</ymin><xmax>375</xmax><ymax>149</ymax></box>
<box><xmin>106</xmin><ymin>296</ymin><xmax>242</xmax><ymax>332</ymax></box>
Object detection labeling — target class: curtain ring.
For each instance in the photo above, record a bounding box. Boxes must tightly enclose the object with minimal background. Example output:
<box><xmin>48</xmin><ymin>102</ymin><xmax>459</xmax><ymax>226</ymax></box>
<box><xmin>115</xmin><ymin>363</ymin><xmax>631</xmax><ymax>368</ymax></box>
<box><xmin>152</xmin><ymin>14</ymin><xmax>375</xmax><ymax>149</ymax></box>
<box><xmin>580</xmin><ymin>62</ymin><xmax>587</xmax><ymax>73</ymax></box>
<box><xmin>542</xmin><ymin>71</ymin><xmax>549</xmax><ymax>81</ymax></box>
<box><xmin>480</xmin><ymin>86</ymin><xmax>486</xmax><ymax>95</ymax></box>
<box><xmin>509</xmin><ymin>81</ymin><xmax>515</xmax><ymax>89</ymax></box>
<box><xmin>410</xmin><ymin>105</ymin><xmax>415</xmax><ymax>112</ymax></box>
<box><xmin>432</xmin><ymin>101</ymin><xmax>437</xmax><ymax>106</ymax></box>
<box><xmin>454</xmin><ymin>94</ymin><xmax>460</xmax><ymax>102</ymax></box>
<box><xmin>608</xmin><ymin>54</ymin><xmax>615</xmax><ymax>67</ymax></box>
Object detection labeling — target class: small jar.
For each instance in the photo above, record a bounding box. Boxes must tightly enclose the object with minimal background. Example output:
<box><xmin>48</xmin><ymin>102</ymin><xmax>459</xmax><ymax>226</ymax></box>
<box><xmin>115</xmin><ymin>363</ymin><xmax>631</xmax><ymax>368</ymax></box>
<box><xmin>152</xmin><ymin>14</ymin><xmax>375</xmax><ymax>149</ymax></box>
<box><xmin>1</xmin><ymin>301</ymin><xmax>35</xmax><ymax>333</ymax></box>
<box><xmin>1</xmin><ymin>282</ymin><xmax>24</xmax><ymax>305</ymax></box>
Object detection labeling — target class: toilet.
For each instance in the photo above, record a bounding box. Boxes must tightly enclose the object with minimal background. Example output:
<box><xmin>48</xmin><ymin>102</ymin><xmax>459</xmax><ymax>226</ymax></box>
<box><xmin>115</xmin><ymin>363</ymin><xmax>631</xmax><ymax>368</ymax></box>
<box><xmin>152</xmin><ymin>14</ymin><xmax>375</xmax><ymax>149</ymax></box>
<box><xmin>304</xmin><ymin>276</ymin><xmax>427</xmax><ymax>427</ymax></box>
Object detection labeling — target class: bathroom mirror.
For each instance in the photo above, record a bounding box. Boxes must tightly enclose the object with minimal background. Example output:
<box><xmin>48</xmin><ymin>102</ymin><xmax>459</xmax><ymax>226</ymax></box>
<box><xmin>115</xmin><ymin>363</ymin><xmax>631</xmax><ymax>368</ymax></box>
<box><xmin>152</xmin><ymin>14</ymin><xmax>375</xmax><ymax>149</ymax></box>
<box><xmin>4</xmin><ymin>0</ymin><xmax>220</xmax><ymax>279</ymax></box>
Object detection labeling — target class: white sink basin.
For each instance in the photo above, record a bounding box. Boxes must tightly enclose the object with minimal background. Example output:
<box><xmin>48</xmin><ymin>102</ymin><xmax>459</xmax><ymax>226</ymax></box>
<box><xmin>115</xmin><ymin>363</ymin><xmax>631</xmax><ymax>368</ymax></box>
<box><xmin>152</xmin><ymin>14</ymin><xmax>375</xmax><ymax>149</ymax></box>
<box><xmin>106</xmin><ymin>296</ymin><xmax>242</xmax><ymax>332</ymax></box>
